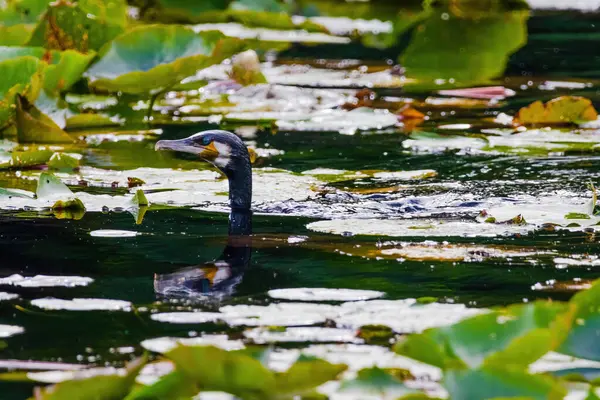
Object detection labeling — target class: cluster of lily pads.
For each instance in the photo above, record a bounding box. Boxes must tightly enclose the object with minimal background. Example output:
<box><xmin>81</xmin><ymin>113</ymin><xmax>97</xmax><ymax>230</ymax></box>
<box><xmin>0</xmin><ymin>278</ymin><xmax>595</xmax><ymax>399</ymax></box>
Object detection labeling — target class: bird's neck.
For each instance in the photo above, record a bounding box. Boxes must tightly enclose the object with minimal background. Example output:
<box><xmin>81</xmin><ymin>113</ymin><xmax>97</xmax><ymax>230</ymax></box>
<box><xmin>228</xmin><ymin>208</ymin><xmax>252</xmax><ymax>237</ymax></box>
<box><xmin>224</xmin><ymin>155</ymin><xmax>252</xmax><ymax>211</ymax></box>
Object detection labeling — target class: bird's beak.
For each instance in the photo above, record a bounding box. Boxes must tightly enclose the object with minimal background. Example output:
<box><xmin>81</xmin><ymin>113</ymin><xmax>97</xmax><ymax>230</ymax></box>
<box><xmin>155</xmin><ymin>138</ymin><xmax>219</xmax><ymax>160</ymax></box>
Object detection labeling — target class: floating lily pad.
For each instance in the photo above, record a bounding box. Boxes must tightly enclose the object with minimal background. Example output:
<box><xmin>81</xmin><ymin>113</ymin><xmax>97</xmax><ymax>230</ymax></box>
<box><xmin>31</xmin><ymin>298</ymin><xmax>132</xmax><ymax>311</ymax></box>
<box><xmin>0</xmin><ymin>292</ymin><xmax>19</xmax><ymax>301</ymax></box>
<box><xmin>0</xmin><ymin>324</ymin><xmax>24</xmax><ymax>338</ymax></box>
<box><xmin>87</xmin><ymin>26</ymin><xmax>246</xmax><ymax>94</ymax></box>
<box><xmin>268</xmin><ymin>288</ymin><xmax>384</xmax><ymax>302</ymax></box>
<box><xmin>307</xmin><ymin>218</ymin><xmax>532</xmax><ymax>238</ymax></box>
<box><xmin>89</xmin><ymin>230</ymin><xmax>140</xmax><ymax>238</ymax></box>
<box><xmin>141</xmin><ymin>335</ymin><xmax>245</xmax><ymax>354</ymax></box>
<box><xmin>273</xmin><ymin>108</ymin><xmax>398</xmax><ymax>135</ymax></box>
<box><xmin>244</xmin><ymin>327</ymin><xmax>362</xmax><ymax>344</ymax></box>
<box><xmin>150</xmin><ymin>312</ymin><xmax>223</xmax><ymax>324</ymax></box>
<box><xmin>0</xmin><ymin>149</ymin><xmax>53</xmax><ymax>170</ymax></box>
<box><xmin>514</xmin><ymin>96</ymin><xmax>598</xmax><ymax>125</ymax></box>
<box><xmin>0</xmin><ymin>274</ymin><xmax>93</xmax><ymax>288</ymax></box>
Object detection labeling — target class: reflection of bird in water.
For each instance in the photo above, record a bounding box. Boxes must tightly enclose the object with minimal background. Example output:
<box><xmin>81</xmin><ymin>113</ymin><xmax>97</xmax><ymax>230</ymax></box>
<box><xmin>154</xmin><ymin>130</ymin><xmax>252</xmax><ymax>299</ymax></box>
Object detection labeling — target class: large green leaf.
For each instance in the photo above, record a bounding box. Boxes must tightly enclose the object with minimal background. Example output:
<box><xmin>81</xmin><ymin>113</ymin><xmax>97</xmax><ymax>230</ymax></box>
<box><xmin>27</xmin><ymin>0</ymin><xmax>124</xmax><ymax>52</ymax></box>
<box><xmin>87</xmin><ymin>25</ymin><xmax>246</xmax><ymax>94</ymax></box>
<box><xmin>559</xmin><ymin>279</ymin><xmax>600</xmax><ymax>361</ymax></box>
<box><xmin>0</xmin><ymin>24</ymin><xmax>34</xmax><ymax>45</ymax></box>
<box><xmin>401</xmin><ymin>8</ymin><xmax>528</xmax><ymax>86</ymax></box>
<box><xmin>274</xmin><ymin>355</ymin><xmax>347</xmax><ymax>397</ymax></box>
<box><xmin>0</xmin><ymin>0</ymin><xmax>51</xmax><ymax>26</ymax></box>
<box><xmin>166</xmin><ymin>345</ymin><xmax>276</xmax><ymax>399</ymax></box>
<box><xmin>34</xmin><ymin>355</ymin><xmax>146</xmax><ymax>400</ymax></box>
<box><xmin>0</xmin><ymin>56</ymin><xmax>45</xmax><ymax>131</ymax></box>
<box><xmin>444</xmin><ymin>365</ymin><xmax>566</xmax><ymax>400</ymax></box>
<box><xmin>395</xmin><ymin>302</ymin><xmax>567</xmax><ymax>370</ymax></box>
<box><xmin>338</xmin><ymin>367</ymin><xmax>416</xmax><ymax>398</ymax></box>
<box><xmin>124</xmin><ymin>370</ymin><xmax>199</xmax><ymax>400</ymax></box>
<box><xmin>0</xmin><ymin>46</ymin><xmax>95</xmax><ymax>95</ymax></box>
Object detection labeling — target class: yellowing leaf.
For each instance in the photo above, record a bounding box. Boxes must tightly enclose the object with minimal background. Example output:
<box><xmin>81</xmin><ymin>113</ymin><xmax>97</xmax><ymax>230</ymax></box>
<box><xmin>16</xmin><ymin>94</ymin><xmax>76</xmax><ymax>143</ymax></box>
<box><xmin>515</xmin><ymin>96</ymin><xmax>598</xmax><ymax>125</ymax></box>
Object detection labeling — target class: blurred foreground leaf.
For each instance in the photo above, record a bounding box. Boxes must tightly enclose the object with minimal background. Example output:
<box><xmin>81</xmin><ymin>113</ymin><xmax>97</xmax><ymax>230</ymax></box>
<box><xmin>0</xmin><ymin>56</ymin><xmax>45</xmax><ymax>131</ymax></box>
<box><xmin>34</xmin><ymin>354</ymin><xmax>146</xmax><ymax>399</ymax></box>
<box><xmin>338</xmin><ymin>367</ymin><xmax>416</xmax><ymax>398</ymax></box>
<box><xmin>0</xmin><ymin>0</ymin><xmax>51</xmax><ymax>25</ymax></box>
<box><xmin>514</xmin><ymin>96</ymin><xmax>598</xmax><ymax>125</ymax></box>
<box><xmin>395</xmin><ymin>302</ymin><xmax>567</xmax><ymax>369</ymax></box>
<box><xmin>402</xmin><ymin>9</ymin><xmax>528</xmax><ymax>85</ymax></box>
<box><xmin>444</xmin><ymin>365</ymin><xmax>566</xmax><ymax>400</ymax></box>
<box><xmin>124</xmin><ymin>370</ymin><xmax>198</xmax><ymax>400</ymax></box>
<box><xmin>87</xmin><ymin>26</ymin><xmax>246</xmax><ymax>94</ymax></box>
<box><xmin>0</xmin><ymin>25</ymin><xmax>34</xmax><ymax>45</ymax></box>
<box><xmin>167</xmin><ymin>345</ymin><xmax>276</xmax><ymax>398</ymax></box>
<box><xmin>16</xmin><ymin>95</ymin><xmax>75</xmax><ymax>143</ymax></box>
<box><xmin>559</xmin><ymin>279</ymin><xmax>600</xmax><ymax>361</ymax></box>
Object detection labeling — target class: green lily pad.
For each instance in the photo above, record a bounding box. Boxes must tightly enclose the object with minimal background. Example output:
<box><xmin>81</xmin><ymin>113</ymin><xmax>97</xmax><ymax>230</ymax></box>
<box><xmin>338</xmin><ymin>367</ymin><xmax>416</xmax><ymax>398</ymax></box>
<box><xmin>166</xmin><ymin>345</ymin><xmax>276</xmax><ymax>398</ymax></box>
<box><xmin>47</xmin><ymin>153</ymin><xmax>80</xmax><ymax>170</ymax></box>
<box><xmin>444</xmin><ymin>365</ymin><xmax>566</xmax><ymax>400</ymax></box>
<box><xmin>34</xmin><ymin>354</ymin><xmax>146</xmax><ymax>400</ymax></box>
<box><xmin>0</xmin><ymin>149</ymin><xmax>53</xmax><ymax>170</ymax></box>
<box><xmin>0</xmin><ymin>46</ymin><xmax>95</xmax><ymax>95</ymax></box>
<box><xmin>274</xmin><ymin>355</ymin><xmax>346</xmax><ymax>397</ymax></box>
<box><xmin>559</xmin><ymin>279</ymin><xmax>600</xmax><ymax>361</ymax></box>
<box><xmin>0</xmin><ymin>56</ymin><xmax>45</xmax><ymax>131</ymax></box>
<box><xmin>0</xmin><ymin>24</ymin><xmax>34</xmax><ymax>45</ymax></box>
<box><xmin>87</xmin><ymin>25</ymin><xmax>246</xmax><ymax>94</ymax></box>
<box><xmin>395</xmin><ymin>302</ymin><xmax>567</xmax><ymax>370</ymax></box>
<box><xmin>16</xmin><ymin>94</ymin><xmax>76</xmax><ymax>143</ymax></box>
<box><xmin>0</xmin><ymin>0</ymin><xmax>51</xmax><ymax>26</ymax></box>
<box><xmin>401</xmin><ymin>8</ymin><xmax>527</xmax><ymax>86</ymax></box>
<box><xmin>124</xmin><ymin>370</ymin><xmax>199</xmax><ymax>400</ymax></box>
<box><xmin>27</xmin><ymin>0</ymin><xmax>124</xmax><ymax>52</ymax></box>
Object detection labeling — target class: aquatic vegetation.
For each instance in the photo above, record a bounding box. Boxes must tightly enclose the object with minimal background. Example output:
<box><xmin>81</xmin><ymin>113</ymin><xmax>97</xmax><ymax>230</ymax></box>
<box><xmin>0</xmin><ymin>1</ymin><xmax>599</xmax><ymax>400</ymax></box>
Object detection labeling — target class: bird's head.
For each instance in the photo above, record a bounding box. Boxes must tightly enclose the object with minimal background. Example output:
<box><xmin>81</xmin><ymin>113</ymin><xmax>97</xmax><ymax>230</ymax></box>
<box><xmin>155</xmin><ymin>130</ymin><xmax>250</xmax><ymax>173</ymax></box>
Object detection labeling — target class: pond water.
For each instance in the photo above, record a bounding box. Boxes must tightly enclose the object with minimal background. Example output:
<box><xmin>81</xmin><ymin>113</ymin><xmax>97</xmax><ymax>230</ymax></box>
<box><xmin>1</xmin><ymin>2</ymin><xmax>600</xmax><ymax>399</ymax></box>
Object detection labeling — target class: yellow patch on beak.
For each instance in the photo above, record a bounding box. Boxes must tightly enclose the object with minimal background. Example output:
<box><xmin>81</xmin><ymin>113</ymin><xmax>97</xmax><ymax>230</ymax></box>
<box><xmin>200</xmin><ymin>141</ymin><xmax>219</xmax><ymax>160</ymax></box>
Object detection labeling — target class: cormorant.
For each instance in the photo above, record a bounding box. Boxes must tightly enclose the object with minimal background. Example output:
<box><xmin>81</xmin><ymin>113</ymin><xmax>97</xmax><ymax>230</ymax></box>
<box><xmin>154</xmin><ymin>130</ymin><xmax>252</xmax><ymax>299</ymax></box>
<box><xmin>155</xmin><ymin>130</ymin><xmax>252</xmax><ymax>214</ymax></box>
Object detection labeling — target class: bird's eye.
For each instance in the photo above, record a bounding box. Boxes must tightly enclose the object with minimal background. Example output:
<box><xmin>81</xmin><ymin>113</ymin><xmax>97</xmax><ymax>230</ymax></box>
<box><xmin>201</xmin><ymin>137</ymin><xmax>211</xmax><ymax>146</ymax></box>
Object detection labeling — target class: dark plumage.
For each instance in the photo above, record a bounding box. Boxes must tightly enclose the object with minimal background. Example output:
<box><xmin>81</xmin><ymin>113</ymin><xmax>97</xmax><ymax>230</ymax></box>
<box><xmin>154</xmin><ymin>131</ymin><xmax>253</xmax><ymax>299</ymax></box>
<box><xmin>155</xmin><ymin>130</ymin><xmax>253</xmax><ymax>211</ymax></box>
